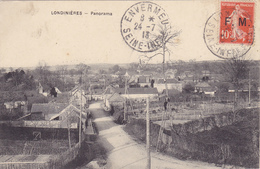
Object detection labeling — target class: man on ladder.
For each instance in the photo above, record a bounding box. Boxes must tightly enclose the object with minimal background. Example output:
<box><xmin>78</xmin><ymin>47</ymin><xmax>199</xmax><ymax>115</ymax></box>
<box><xmin>164</xmin><ymin>97</ymin><xmax>170</xmax><ymax>111</ymax></box>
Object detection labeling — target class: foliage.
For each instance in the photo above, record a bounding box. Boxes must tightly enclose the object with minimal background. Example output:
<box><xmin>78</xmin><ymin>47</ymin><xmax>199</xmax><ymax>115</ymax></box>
<box><xmin>222</xmin><ymin>57</ymin><xmax>250</xmax><ymax>89</ymax></box>
<box><xmin>0</xmin><ymin>69</ymin><xmax>35</xmax><ymax>91</ymax></box>
<box><xmin>216</xmin><ymin>82</ymin><xmax>230</xmax><ymax>93</ymax></box>
<box><xmin>183</xmin><ymin>84</ymin><xmax>195</xmax><ymax>93</ymax></box>
<box><xmin>76</xmin><ymin>63</ymin><xmax>90</xmax><ymax>74</ymax></box>
<box><xmin>108</xmin><ymin>64</ymin><xmax>125</xmax><ymax>74</ymax></box>
<box><xmin>221</xmin><ymin>56</ymin><xmax>251</xmax><ymax>104</ymax></box>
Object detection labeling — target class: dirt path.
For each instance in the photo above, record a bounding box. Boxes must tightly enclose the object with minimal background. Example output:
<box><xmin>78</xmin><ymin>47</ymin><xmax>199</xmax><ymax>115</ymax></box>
<box><xmin>86</xmin><ymin>102</ymin><xmax>226</xmax><ymax>169</ymax></box>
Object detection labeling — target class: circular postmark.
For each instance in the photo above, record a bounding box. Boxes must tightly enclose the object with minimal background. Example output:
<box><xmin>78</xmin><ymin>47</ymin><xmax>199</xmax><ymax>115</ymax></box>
<box><xmin>204</xmin><ymin>11</ymin><xmax>253</xmax><ymax>59</ymax></box>
<box><xmin>121</xmin><ymin>2</ymin><xmax>170</xmax><ymax>52</ymax></box>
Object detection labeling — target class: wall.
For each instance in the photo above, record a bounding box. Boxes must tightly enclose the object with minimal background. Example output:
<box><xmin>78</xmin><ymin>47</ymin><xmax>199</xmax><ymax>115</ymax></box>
<box><xmin>154</xmin><ymin>83</ymin><xmax>182</xmax><ymax>93</ymax></box>
<box><xmin>121</xmin><ymin>94</ymin><xmax>158</xmax><ymax>100</ymax></box>
<box><xmin>125</xmin><ymin>108</ymin><xmax>259</xmax><ymax>168</ymax></box>
<box><xmin>0</xmin><ymin>125</ymin><xmax>79</xmax><ymax>141</ymax></box>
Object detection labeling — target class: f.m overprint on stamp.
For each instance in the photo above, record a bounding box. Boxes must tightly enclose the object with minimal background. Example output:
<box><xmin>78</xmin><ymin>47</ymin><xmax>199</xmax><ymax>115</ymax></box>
<box><xmin>204</xmin><ymin>1</ymin><xmax>255</xmax><ymax>59</ymax></box>
<box><xmin>121</xmin><ymin>2</ymin><xmax>170</xmax><ymax>53</ymax></box>
<box><xmin>220</xmin><ymin>2</ymin><xmax>254</xmax><ymax>44</ymax></box>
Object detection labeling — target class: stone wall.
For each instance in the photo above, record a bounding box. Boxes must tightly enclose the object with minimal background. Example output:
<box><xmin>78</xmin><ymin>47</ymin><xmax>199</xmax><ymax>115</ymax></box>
<box><xmin>125</xmin><ymin>108</ymin><xmax>259</xmax><ymax>168</ymax></box>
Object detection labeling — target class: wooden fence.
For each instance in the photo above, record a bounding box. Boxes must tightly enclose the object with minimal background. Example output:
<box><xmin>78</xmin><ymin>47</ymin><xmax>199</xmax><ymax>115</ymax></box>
<box><xmin>0</xmin><ymin>161</ymin><xmax>47</xmax><ymax>169</ymax></box>
<box><xmin>127</xmin><ymin>100</ymin><xmax>237</xmax><ymax>121</ymax></box>
<box><xmin>47</xmin><ymin>141</ymin><xmax>80</xmax><ymax>169</ymax></box>
<box><xmin>0</xmin><ymin>141</ymin><xmax>81</xmax><ymax>169</ymax></box>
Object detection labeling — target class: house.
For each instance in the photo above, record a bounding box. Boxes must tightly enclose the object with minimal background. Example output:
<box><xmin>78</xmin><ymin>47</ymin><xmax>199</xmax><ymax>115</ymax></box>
<box><xmin>4</xmin><ymin>101</ymin><xmax>28</xmax><ymax>114</ymax></box>
<box><xmin>17</xmin><ymin>111</ymin><xmax>45</xmax><ymax>121</ymax></box>
<box><xmin>24</xmin><ymin>103</ymin><xmax>87</xmax><ymax>129</ymax></box>
<box><xmin>114</xmin><ymin>87</ymin><xmax>159</xmax><ymax>101</ymax></box>
<box><xmin>137</xmin><ymin>76</ymin><xmax>151</xmax><ymax>87</ymax></box>
<box><xmin>69</xmin><ymin>85</ymin><xmax>88</xmax><ymax>106</ymax></box>
<box><xmin>37</xmin><ymin>82</ymin><xmax>61</xmax><ymax>97</ymax></box>
<box><xmin>70</xmin><ymin>85</ymin><xmax>85</xmax><ymax>97</ymax></box>
<box><xmin>159</xmin><ymin>88</ymin><xmax>181</xmax><ymax>101</ymax></box>
<box><xmin>37</xmin><ymin>82</ymin><xmax>50</xmax><ymax>96</ymax></box>
<box><xmin>48</xmin><ymin>92</ymin><xmax>70</xmax><ymax>104</ymax></box>
<box><xmin>31</xmin><ymin>103</ymin><xmax>68</xmax><ymax>120</ymax></box>
<box><xmin>202</xmin><ymin>70</ymin><xmax>211</xmax><ymax>76</ymax></box>
<box><xmin>165</xmin><ymin>69</ymin><xmax>177</xmax><ymax>79</ymax></box>
<box><xmin>54</xmin><ymin>87</ymin><xmax>62</xmax><ymax>94</ymax></box>
<box><xmin>104</xmin><ymin>92</ymin><xmax>125</xmax><ymax>109</ymax></box>
<box><xmin>182</xmin><ymin>76</ymin><xmax>196</xmax><ymax>83</ymax></box>
<box><xmin>154</xmin><ymin>78</ymin><xmax>182</xmax><ymax>93</ymax></box>
<box><xmin>180</xmin><ymin>71</ymin><xmax>193</xmax><ymax>79</ymax></box>
<box><xmin>103</xmin><ymin>85</ymin><xmax>118</xmax><ymax>98</ymax></box>
<box><xmin>86</xmin><ymin>88</ymin><xmax>104</xmax><ymax>101</ymax></box>
<box><xmin>161</xmin><ymin>88</ymin><xmax>181</xmax><ymax>96</ymax></box>
<box><xmin>195</xmin><ymin>82</ymin><xmax>216</xmax><ymax>96</ymax></box>
<box><xmin>49</xmin><ymin>104</ymin><xmax>87</xmax><ymax>128</ymax></box>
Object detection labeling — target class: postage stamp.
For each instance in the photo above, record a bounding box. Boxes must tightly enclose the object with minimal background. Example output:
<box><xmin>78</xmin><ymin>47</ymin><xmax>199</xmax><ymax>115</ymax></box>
<box><xmin>203</xmin><ymin>1</ymin><xmax>255</xmax><ymax>59</ymax></box>
<box><xmin>120</xmin><ymin>2</ymin><xmax>170</xmax><ymax>53</ymax></box>
<box><xmin>219</xmin><ymin>2</ymin><xmax>254</xmax><ymax>44</ymax></box>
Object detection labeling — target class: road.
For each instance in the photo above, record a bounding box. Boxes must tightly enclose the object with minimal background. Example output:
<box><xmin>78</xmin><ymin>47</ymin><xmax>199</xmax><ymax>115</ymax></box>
<box><xmin>86</xmin><ymin>102</ymin><xmax>226</xmax><ymax>169</ymax></box>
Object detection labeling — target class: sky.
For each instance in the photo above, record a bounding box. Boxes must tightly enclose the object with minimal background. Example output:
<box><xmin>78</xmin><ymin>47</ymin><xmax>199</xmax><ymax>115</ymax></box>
<box><xmin>0</xmin><ymin>0</ymin><xmax>259</xmax><ymax>68</ymax></box>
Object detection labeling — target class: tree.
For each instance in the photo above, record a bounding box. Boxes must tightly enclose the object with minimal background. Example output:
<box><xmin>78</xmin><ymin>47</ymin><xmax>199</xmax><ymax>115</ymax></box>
<box><xmin>141</xmin><ymin>25</ymin><xmax>181</xmax><ymax>96</ymax></box>
<box><xmin>221</xmin><ymin>55</ymin><xmax>251</xmax><ymax>106</ymax></box>
<box><xmin>216</xmin><ymin>82</ymin><xmax>229</xmax><ymax>93</ymax></box>
<box><xmin>183</xmin><ymin>84</ymin><xmax>195</xmax><ymax>93</ymax></box>
<box><xmin>99</xmin><ymin>69</ymin><xmax>107</xmax><ymax>74</ymax></box>
<box><xmin>129</xmin><ymin>63</ymin><xmax>138</xmax><ymax>71</ymax></box>
<box><xmin>0</xmin><ymin>68</ymin><xmax>6</xmax><ymax>75</ymax></box>
<box><xmin>2</xmin><ymin>69</ymin><xmax>35</xmax><ymax>90</ymax></box>
<box><xmin>35</xmin><ymin>61</ymin><xmax>50</xmax><ymax>84</ymax></box>
<box><xmin>56</xmin><ymin>65</ymin><xmax>68</xmax><ymax>90</ymax></box>
<box><xmin>76</xmin><ymin>63</ymin><xmax>90</xmax><ymax>86</ymax></box>
<box><xmin>110</xmin><ymin>65</ymin><xmax>121</xmax><ymax>73</ymax></box>
<box><xmin>76</xmin><ymin>63</ymin><xmax>90</xmax><ymax>74</ymax></box>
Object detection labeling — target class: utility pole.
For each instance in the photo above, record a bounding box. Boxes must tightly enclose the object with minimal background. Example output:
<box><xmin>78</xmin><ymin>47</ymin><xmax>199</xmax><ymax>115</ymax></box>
<box><xmin>124</xmin><ymin>72</ymin><xmax>129</xmax><ymax>121</ymax></box>
<box><xmin>249</xmin><ymin>70</ymin><xmax>251</xmax><ymax>107</ymax></box>
<box><xmin>79</xmin><ymin>72</ymin><xmax>83</xmax><ymax>147</ymax></box>
<box><xmin>146</xmin><ymin>97</ymin><xmax>151</xmax><ymax>169</ymax></box>
<box><xmin>162</xmin><ymin>41</ymin><xmax>169</xmax><ymax>97</ymax></box>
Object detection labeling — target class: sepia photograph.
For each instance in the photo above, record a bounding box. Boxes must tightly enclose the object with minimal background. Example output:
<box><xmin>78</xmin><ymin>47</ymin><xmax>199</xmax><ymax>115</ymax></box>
<box><xmin>0</xmin><ymin>0</ymin><xmax>259</xmax><ymax>168</ymax></box>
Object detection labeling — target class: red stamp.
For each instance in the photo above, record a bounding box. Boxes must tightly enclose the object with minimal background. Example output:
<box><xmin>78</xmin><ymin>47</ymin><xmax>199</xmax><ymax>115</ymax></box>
<box><xmin>220</xmin><ymin>2</ymin><xmax>254</xmax><ymax>44</ymax></box>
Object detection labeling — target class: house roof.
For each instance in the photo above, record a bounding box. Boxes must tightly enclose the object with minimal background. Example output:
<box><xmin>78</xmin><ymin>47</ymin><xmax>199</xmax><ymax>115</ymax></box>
<box><xmin>157</xmin><ymin>78</ymin><xmax>180</xmax><ymax>84</ymax></box>
<box><xmin>70</xmin><ymin>85</ymin><xmax>79</xmax><ymax>92</ymax></box>
<box><xmin>115</xmin><ymin>87</ymin><xmax>158</xmax><ymax>95</ymax></box>
<box><xmin>107</xmin><ymin>93</ymin><xmax>125</xmax><ymax>102</ymax></box>
<box><xmin>125</xmin><ymin>70</ymin><xmax>137</xmax><ymax>76</ymax></box>
<box><xmin>31</xmin><ymin>103</ymin><xmax>67</xmax><ymax>115</ymax></box>
<box><xmin>203</xmin><ymin>88</ymin><xmax>216</xmax><ymax>92</ymax></box>
<box><xmin>38</xmin><ymin>82</ymin><xmax>51</xmax><ymax>90</ymax></box>
<box><xmin>162</xmin><ymin>89</ymin><xmax>181</xmax><ymax>95</ymax></box>
<box><xmin>48</xmin><ymin>92</ymin><xmax>70</xmax><ymax>104</ymax></box>
<box><xmin>93</xmin><ymin>89</ymin><xmax>104</xmax><ymax>94</ymax></box>
<box><xmin>195</xmin><ymin>82</ymin><xmax>211</xmax><ymax>88</ymax></box>
<box><xmin>165</xmin><ymin>69</ymin><xmax>177</xmax><ymax>73</ymax></box>
<box><xmin>49</xmin><ymin>104</ymin><xmax>87</xmax><ymax>121</ymax></box>
<box><xmin>103</xmin><ymin>85</ymin><xmax>117</xmax><ymax>95</ymax></box>
<box><xmin>138</xmin><ymin>76</ymin><xmax>149</xmax><ymax>83</ymax></box>
<box><xmin>183</xmin><ymin>76</ymin><xmax>195</xmax><ymax>81</ymax></box>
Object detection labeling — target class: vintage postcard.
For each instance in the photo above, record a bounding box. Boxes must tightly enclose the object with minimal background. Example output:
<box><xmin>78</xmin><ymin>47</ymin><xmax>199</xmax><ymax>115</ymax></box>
<box><xmin>0</xmin><ymin>0</ymin><xmax>259</xmax><ymax>169</ymax></box>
